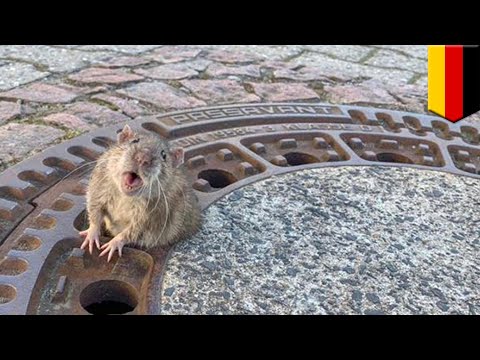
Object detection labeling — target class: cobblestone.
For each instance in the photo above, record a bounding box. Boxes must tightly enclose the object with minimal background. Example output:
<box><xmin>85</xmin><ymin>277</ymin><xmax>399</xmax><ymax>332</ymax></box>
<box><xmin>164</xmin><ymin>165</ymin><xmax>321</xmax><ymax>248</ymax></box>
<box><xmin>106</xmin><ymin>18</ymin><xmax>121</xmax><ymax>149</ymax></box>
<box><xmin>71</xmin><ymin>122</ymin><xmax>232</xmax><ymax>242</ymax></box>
<box><xmin>181</xmin><ymin>79</ymin><xmax>260</xmax><ymax>104</ymax></box>
<box><xmin>118</xmin><ymin>81</ymin><xmax>206</xmax><ymax>109</ymax></box>
<box><xmin>42</xmin><ymin>113</ymin><xmax>93</xmax><ymax>131</ymax></box>
<box><xmin>304</xmin><ymin>45</ymin><xmax>373</xmax><ymax>62</ymax></box>
<box><xmin>134</xmin><ymin>63</ymin><xmax>198</xmax><ymax>80</ymax></box>
<box><xmin>0</xmin><ymin>123</ymin><xmax>64</xmax><ymax>163</ymax></box>
<box><xmin>76</xmin><ymin>45</ymin><xmax>161</xmax><ymax>54</ymax></box>
<box><xmin>1</xmin><ymin>45</ymin><xmax>467</xmax><ymax>169</ymax></box>
<box><xmin>145</xmin><ymin>46</ymin><xmax>201</xmax><ymax>63</ymax></box>
<box><xmin>248</xmin><ymin>82</ymin><xmax>319</xmax><ymax>102</ymax></box>
<box><xmin>64</xmin><ymin>102</ymin><xmax>130</xmax><ymax>127</ymax></box>
<box><xmin>366</xmin><ymin>50</ymin><xmax>427</xmax><ymax>73</ymax></box>
<box><xmin>292</xmin><ymin>52</ymin><xmax>415</xmax><ymax>85</ymax></box>
<box><xmin>0</xmin><ymin>101</ymin><xmax>21</xmax><ymax>124</ymax></box>
<box><xmin>91</xmin><ymin>94</ymin><xmax>150</xmax><ymax>118</ymax></box>
<box><xmin>0</xmin><ymin>62</ymin><xmax>49</xmax><ymax>90</ymax></box>
<box><xmin>68</xmin><ymin>67</ymin><xmax>144</xmax><ymax>85</ymax></box>
<box><xmin>0</xmin><ymin>83</ymin><xmax>81</xmax><ymax>103</ymax></box>
<box><xmin>205</xmin><ymin>63</ymin><xmax>261</xmax><ymax>78</ymax></box>
<box><xmin>0</xmin><ymin>45</ymin><xmax>112</xmax><ymax>72</ymax></box>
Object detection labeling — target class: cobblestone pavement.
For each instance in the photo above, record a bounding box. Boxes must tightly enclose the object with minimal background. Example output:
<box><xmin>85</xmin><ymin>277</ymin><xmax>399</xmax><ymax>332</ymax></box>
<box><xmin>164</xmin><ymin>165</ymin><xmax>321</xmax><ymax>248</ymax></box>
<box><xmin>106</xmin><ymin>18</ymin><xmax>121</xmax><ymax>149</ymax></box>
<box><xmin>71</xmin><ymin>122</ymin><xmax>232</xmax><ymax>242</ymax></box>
<box><xmin>1</xmin><ymin>46</ymin><xmax>479</xmax><ymax>315</ymax></box>
<box><xmin>2</xmin><ymin>44</ymin><xmax>478</xmax><ymax>172</ymax></box>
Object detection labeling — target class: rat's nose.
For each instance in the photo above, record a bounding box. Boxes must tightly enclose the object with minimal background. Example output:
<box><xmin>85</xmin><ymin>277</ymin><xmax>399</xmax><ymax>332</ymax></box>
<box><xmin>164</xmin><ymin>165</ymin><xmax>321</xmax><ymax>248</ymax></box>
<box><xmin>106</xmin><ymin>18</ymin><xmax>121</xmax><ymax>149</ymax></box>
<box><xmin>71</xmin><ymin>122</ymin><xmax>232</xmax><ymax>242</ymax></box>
<box><xmin>135</xmin><ymin>151</ymin><xmax>151</xmax><ymax>167</ymax></box>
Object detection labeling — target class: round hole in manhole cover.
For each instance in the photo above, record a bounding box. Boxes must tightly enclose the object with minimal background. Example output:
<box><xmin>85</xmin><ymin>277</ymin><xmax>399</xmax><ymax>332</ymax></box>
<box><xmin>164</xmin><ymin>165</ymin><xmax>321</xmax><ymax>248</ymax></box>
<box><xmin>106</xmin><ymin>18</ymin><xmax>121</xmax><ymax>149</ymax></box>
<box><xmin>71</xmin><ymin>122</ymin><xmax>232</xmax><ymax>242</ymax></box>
<box><xmin>376</xmin><ymin>153</ymin><xmax>414</xmax><ymax>164</ymax></box>
<box><xmin>283</xmin><ymin>152</ymin><xmax>320</xmax><ymax>166</ymax></box>
<box><xmin>80</xmin><ymin>280</ymin><xmax>138</xmax><ymax>315</ymax></box>
<box><xmin>198</xmin><ymin>169</ymin><xmax>238</xmax><ymax>189</ymax></box>
<box><xmin>12</xmin><ymin>235</ymin><xmax>42</xmax><ymax>251</ymax></box>
<box><xmin>0</xmin><ymin>284</ymin><xmax>16</xmax><ymax>304</ymax></box>
<box><xmin>51</xmin><ymin>198</ymin><xmax>75</xmax><ymax>212</ymax></box>
<box><xmin>0</xmin><ymin>257</ymin><xmax>28</xmax><ymax>276</ymax></box>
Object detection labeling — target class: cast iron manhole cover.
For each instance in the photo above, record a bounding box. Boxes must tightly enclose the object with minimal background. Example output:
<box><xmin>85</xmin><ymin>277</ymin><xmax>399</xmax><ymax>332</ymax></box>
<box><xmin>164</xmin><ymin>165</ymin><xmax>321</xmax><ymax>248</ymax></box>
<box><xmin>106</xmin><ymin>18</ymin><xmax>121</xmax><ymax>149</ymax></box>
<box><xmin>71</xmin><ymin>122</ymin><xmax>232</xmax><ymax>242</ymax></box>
<box><xmin>0</xmin><ymin>103</ymin><xmax>479</xmax><ymax>314</ymax></box>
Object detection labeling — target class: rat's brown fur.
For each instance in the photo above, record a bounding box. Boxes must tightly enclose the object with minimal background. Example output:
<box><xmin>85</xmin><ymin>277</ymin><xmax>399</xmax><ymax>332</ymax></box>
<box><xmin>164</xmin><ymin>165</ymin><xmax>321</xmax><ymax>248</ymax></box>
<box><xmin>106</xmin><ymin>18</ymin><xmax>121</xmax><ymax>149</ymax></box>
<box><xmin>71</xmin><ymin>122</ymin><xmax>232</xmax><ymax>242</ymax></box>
<box><xmin>83</xmin><ymin>125</ymin><xmax>201</xmax><ymax>256</ymax></box>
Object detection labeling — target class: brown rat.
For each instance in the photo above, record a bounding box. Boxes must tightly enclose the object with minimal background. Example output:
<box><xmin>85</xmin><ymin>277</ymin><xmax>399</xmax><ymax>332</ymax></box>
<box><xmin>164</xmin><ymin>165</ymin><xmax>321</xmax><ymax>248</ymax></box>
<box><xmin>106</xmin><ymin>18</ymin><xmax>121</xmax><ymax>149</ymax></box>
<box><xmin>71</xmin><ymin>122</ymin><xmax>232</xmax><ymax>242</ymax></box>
<box><xmin>80</xmin><ymin>124</ymin><xmax>202</xmax><ymax>261</ymax></box>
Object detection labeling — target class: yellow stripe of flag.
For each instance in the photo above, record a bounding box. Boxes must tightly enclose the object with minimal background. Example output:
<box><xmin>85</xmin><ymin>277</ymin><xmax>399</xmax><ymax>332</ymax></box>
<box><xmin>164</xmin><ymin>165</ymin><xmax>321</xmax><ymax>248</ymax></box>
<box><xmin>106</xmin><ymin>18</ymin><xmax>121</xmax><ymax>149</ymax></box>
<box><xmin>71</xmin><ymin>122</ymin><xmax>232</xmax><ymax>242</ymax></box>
<box><xmin>428</xmin><ymin>45</ymin><xmax>446</xmax><ymax>117</ymax></box>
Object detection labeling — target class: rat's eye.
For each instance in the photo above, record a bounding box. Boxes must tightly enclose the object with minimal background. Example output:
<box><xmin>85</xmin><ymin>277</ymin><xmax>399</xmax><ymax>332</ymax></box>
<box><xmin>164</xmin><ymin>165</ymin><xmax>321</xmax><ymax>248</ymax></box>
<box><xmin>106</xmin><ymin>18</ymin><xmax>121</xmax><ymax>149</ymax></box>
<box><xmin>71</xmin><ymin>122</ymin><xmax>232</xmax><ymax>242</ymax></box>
<box><xmin>161</xmin><ymin>150</ymin><xmax>167</xmax><ymax>161</ymax></box>
<box><xmin>130</xmin><ymin>138</ymin><xmax>140</xmax><ymax>144</ymax></box>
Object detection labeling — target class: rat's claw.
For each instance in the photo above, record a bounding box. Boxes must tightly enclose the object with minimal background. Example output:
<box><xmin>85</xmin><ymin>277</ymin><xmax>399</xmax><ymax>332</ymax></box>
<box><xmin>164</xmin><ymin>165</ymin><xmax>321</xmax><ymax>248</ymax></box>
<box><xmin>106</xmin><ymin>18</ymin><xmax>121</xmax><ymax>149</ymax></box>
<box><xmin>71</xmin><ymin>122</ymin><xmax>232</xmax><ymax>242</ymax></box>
<box><xmin>80</xmin><ymin>228</ymin><xmax>100</xmax><ymax>254</ymax></box>
<box><xmin>99</xmin><ymin>237</ymin><xmax>125</xmax><ymax>262</ymax></box>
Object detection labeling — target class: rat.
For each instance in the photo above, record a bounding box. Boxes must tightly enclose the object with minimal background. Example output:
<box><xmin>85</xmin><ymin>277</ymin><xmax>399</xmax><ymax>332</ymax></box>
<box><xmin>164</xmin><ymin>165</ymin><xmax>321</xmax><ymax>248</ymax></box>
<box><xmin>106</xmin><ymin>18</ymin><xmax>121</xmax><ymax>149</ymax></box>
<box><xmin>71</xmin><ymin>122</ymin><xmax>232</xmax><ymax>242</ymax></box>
<box><xmin>79</xmin><ymin>124</ymin><xmax>202</xmax><ymax>262</ymax></box>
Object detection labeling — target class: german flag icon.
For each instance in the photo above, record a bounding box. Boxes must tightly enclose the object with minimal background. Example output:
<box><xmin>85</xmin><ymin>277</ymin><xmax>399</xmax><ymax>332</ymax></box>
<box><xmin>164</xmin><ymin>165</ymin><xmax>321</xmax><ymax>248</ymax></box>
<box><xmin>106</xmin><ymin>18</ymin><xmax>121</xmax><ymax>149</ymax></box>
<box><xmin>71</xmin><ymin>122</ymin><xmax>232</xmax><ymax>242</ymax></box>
<box><xmin>428</xmin><ymin>45</ymin><xmax>480</xmax><ymax>122</ymax></box>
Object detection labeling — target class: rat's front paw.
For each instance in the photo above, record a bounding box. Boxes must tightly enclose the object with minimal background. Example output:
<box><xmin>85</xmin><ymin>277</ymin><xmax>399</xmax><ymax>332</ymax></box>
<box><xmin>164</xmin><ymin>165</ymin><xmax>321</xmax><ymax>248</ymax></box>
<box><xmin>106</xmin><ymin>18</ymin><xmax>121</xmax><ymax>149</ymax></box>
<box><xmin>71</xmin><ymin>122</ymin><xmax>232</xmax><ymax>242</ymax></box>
<box><xmin>79</xmin><ymin>227</ymin><xmax>101</xmax><ymax>254</ymax></box>
<box><xmin>99</xmin><ymin>236</ymin><xmax>126</xmax><ymax>262</ymax></box>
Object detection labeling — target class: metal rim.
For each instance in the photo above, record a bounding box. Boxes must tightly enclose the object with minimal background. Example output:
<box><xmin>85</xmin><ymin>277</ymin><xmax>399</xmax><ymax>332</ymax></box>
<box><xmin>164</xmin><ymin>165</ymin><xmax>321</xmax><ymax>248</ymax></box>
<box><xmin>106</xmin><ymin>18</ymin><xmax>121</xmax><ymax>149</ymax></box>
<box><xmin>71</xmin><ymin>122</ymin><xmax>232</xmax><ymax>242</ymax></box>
<box><xmin>0</xmin><ymin>103</ymin><xmax>479</xmax><ymax>314</ymax></box>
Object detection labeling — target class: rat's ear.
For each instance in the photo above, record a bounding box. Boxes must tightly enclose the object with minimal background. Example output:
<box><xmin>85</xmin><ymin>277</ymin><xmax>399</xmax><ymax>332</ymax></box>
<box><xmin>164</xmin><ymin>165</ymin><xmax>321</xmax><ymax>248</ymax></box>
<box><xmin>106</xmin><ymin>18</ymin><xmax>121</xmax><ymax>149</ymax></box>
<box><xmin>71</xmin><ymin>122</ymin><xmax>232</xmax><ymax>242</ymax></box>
<box><xmin>117</xmin><ymin>124</ymin><xmax>135</xmax><ymax>144</ymax></box>
<box><xmin>170</xmin><ymin>147</ymin><xmax>185</xmax><ymax>168</ymax></box>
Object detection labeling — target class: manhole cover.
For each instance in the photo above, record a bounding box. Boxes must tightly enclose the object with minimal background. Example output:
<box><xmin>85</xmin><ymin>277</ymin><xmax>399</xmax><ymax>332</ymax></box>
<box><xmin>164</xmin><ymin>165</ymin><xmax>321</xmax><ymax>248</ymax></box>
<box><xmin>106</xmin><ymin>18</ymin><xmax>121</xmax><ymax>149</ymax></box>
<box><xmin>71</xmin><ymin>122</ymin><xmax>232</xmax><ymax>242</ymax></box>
<box><xmin>0</xmin><ymin>103</ymin><xmax>479</xmax><ymax>315</ymax></box>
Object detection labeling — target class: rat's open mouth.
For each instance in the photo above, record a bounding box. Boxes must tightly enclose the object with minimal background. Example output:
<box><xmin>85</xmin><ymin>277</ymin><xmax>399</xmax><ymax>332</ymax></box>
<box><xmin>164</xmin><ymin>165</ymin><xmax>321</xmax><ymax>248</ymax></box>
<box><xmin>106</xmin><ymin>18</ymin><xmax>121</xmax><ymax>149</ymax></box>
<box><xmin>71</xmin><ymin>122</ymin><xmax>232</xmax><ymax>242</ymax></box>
<box><xmin>122</xmin><ymin>172</ymin><xmax>144</xmax><ymax>193</ymax></box>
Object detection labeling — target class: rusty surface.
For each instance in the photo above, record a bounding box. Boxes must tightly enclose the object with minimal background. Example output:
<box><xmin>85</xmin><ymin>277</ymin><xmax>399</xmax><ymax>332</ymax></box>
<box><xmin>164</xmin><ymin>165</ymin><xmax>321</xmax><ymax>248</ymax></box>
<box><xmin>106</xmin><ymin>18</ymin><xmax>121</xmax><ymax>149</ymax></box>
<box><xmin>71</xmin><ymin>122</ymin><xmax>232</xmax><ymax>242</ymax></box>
<box><xmin>0</xmin><ymin>103</ymin><xmax>479</xmax><ymax>314</ymax></box>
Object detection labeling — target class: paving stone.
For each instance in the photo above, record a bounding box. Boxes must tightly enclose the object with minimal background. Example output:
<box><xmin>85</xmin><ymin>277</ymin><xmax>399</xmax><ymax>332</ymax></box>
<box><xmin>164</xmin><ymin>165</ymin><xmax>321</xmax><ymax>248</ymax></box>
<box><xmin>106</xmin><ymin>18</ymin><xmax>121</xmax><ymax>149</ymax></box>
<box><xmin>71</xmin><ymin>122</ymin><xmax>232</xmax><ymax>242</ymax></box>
<box><xmin>134</xmin><ymin>63</ymin><xmax>198</xmax><ymax>80</ymax></box>
<box><xmin>205</xmin><ymin>63</ymin><xmax>261</xmax><ymax>78</ymax></box>
<box><xmin>324</xmin><ymin>81</ymin><xmax>399</xmax><ymax>105</ymax></box>
<box><xmin>274</xmin><ymin>66</ymin><xmax>332</xmax><ymax>82</ymax></box>
<box><xmin>205</xmin><ymin>49</ymin><xmax>262</xmax><ymax>64</ymax></box>
<box><xmin>196</xmin><ymin>45</ymin><xmax>304</xmax><ymax>61</ymax></box>
<box><xmin>373</xmin><ymin>45</ymin><xmax>428</xmax><ymax>59</ymax></box>
<box><xmin>0</xmin><ymin>123</ymin><xmax>65</xmax><ymax>163</ymax></box>
<box><xmin>64</xmin><ymin>102</ymin><xmax>130</xmax><ymax>126</ymax></box>
<box><xmin>145</xmin><ymin>46</ymin><xmax>202</xmax><ymax>63</ymax></box>
<box><xmin>303</xmin><ymin>45</ymin><xmax>372</xmax><ymax>62</ymax></box>
<box><xmin>92</xmin><ymin>94</ymin><xmax>150</xmax><ymax>118</ymax></box>
<box><xmin>180</xmin><ymin>79</ymin><xmax>260</xmax><ymax>104</ymax></box>
<box><xmin>42</xmin><ymin>113</ymin><xmax>94</xmax><ymax>131</ymax></box>
<box><xmin>76</xmin><ymin>45</ymin><xmax>161</xmax><ymax>54</ymax></box>
<box><xmin>0</xmin><ymin>63</ymin><xmax>49</xmax><ymax>91</ymax></box>
<box><xmin>68</xmin><ymin>67</ymin><xmax>144</xmax><ymax>85</ymax></box>
<box><xmin>292</xmin><ymin>52</ymin><xmax>414</xmax><ymax>85</ymax></box>
<box><xmin>92</xmin><ymin>56</ymin><xmax>152</xmax><ymax>68</ymax></box>
<box><xmin>415</xmin><ymin>75</ymin><xmax>427</xmax><ymax>88</ymax></box>
<box><xmin>118</xmin><ymin>81</ymin><xmax>206</xmax><ymax>109</ymax></box>
<box><xmin>394</xmin><ymin>83</ymin><xmax>428</xmax><ymax>113</ymax></box>
<box><xmin>183</xmin><ymin>59</ymin><xmax>213</xmax><ymax>72</ymax></box>
<box><xmin>0</xmin><ymin>101</ymin><xmax>21</xmax><ymax>124</ymax></box>
<box><xmin>366</xmin><ymin>50</ymin><xmax>427</xmax><ymax>74</ymax></box>
<box><xmin>247</xmin><ymin>82</ymin><xmax>319</xmax><ymax>102</ymax></box>
<box><xmin>0</xmin><ymin>45</ymin><xmax>112</xmax><ymax>72</ymax></box>
<box><xmin>0</xmin><ymin>83</ymin><xmax>81</xmax><ymax>103</ymax></box>
<box><xmin>261</xmin><ymin>60</ymin><xmax>300</xmax><ymax>71</ymax></box>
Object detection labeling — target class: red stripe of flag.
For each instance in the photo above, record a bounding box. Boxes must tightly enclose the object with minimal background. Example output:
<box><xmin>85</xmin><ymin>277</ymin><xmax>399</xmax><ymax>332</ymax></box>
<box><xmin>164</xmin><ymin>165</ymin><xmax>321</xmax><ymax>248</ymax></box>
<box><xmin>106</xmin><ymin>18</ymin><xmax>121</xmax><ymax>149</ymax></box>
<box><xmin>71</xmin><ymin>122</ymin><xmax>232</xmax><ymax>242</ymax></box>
<box><xmin>445</xmin><ymin>45</ymin><xmax>463</xmax><ymax>121</ymax></box>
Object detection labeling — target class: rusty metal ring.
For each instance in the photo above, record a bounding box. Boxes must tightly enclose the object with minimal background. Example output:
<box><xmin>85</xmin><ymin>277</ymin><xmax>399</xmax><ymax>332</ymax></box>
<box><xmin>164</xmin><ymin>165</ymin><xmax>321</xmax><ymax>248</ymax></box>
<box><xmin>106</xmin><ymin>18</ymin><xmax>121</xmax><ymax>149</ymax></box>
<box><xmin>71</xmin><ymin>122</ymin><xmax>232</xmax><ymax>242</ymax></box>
<box><xmin>0</xmin><ymin>103</ymin><xmax>479</xmax><ymax>314</ymax></box>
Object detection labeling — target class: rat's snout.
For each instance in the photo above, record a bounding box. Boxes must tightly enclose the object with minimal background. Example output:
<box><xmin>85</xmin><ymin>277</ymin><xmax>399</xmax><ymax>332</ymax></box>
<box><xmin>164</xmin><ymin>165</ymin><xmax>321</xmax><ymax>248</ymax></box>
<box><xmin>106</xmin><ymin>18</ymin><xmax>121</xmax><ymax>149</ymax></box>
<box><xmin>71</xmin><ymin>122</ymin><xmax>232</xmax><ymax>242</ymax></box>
<box><xmin>134</xmin><ymin>151</ymin><xmax>152</xmax><ymax>168</ymax></box>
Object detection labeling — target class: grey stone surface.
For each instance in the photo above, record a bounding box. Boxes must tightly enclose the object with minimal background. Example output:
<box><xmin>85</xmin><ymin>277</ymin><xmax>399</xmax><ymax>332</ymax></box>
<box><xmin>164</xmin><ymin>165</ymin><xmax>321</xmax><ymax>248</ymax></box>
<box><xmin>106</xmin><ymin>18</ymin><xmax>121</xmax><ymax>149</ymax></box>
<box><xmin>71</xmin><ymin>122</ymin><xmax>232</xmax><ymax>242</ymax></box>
<box><xmin>160</xmin><ymin>167</ymin><xmax>480</xmax><ymax>315</ymax></box>
<box><xmin>303</xmin><ymin>45</ymin><xmax>373</xmax><ymax>62</ymax></box>
<box><xmin>76</xmin><ymin>45</ymin><xmax>162</xmax><ymax>54</ymax></box>
<box><xmin>118</xmin><ymin>81</ymin><xmax>206</xmax><ymax>109</ymax></box>
<box><xmin>0</xmin><ymin>45</ymin><xmax>112</xmax><ymax>72</ymax></box>
<box><xmin>292</xmin><ymin>52</ymin><xmax>415</xmax><ymax>85</ymax></box>
<box><xmin>194</xmin><ymin>45</ymin><xmax>304</xmax><ymax>61</ymax></box>
<box><xmin>0</xmin><ymin>62</ymin><xmax>49</xmax><ymax>90</ymax></box>
<box><xmin>366</xmin><ymin>50</ymin><xmax>427</xmax><ymax>74</ymax></box>
<box><xmin>0</xmin><ymin>123</ymin><xmax>65</xmax><ymax>164</ymax></box>
<box><xmin>373</xmin><ymin>45</ymin><xmax>428</xmax><ymax>59</ymax></box>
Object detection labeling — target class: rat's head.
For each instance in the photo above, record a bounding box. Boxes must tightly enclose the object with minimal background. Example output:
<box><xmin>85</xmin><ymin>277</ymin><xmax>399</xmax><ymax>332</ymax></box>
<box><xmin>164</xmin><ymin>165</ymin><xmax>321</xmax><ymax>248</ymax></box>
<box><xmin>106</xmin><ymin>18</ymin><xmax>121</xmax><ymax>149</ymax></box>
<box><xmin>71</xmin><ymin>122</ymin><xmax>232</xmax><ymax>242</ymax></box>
<box><xmin>111</xmin><ymin>124</ymin><xmax>185</xmax><ymax>197</ymax></box>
